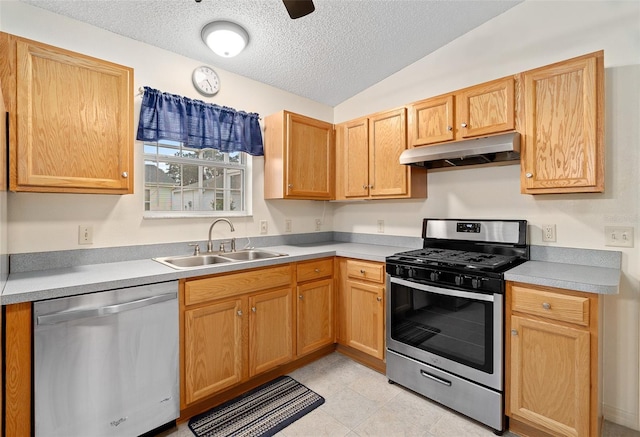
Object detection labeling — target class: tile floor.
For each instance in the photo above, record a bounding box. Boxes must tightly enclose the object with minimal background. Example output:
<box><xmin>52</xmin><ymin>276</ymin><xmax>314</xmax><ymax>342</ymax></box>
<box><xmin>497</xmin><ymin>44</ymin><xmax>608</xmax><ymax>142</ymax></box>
<box><xmin>161</xmin><ymin>352</ymin><xmax>639</xmax><ymax>437</ymax></box>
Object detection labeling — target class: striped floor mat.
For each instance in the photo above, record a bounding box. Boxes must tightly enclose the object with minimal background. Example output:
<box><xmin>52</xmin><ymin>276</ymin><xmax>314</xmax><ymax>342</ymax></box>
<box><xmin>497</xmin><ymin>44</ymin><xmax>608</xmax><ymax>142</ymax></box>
<box><xmin>188</xmin><ymin>376</ymin><xmax>325</xmax><ymax>437</ymax></box>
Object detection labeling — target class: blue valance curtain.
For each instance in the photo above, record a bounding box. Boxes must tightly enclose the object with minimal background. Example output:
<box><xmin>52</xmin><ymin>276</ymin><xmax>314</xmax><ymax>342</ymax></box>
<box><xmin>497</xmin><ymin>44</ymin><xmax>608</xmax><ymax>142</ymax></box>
<box><xmin>136</xmin><ymin>87</ymin><xmax>264</xmax><ymax>156</ymax></box>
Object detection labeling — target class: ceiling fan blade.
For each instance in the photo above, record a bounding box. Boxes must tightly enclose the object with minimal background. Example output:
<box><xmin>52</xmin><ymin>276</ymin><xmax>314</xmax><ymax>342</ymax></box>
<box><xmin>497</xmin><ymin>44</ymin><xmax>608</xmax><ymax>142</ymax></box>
<box><xmin>283</xmin><ymin>0</ymin><xmax>315</xmax><ymax>19</ymax></box>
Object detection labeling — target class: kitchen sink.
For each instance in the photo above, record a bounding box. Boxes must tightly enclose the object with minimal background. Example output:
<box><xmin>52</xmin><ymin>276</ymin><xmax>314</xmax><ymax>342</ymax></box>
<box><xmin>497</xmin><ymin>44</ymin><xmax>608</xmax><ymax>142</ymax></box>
<box><xmin>153</xmin><ymin>249</ymin><xmax>287</xmax><ymax>269</ymax></box>
<box><xmin>217</xmin><ymin>249</ymin><xmax>287</xmax><ymax>261</ymax></box>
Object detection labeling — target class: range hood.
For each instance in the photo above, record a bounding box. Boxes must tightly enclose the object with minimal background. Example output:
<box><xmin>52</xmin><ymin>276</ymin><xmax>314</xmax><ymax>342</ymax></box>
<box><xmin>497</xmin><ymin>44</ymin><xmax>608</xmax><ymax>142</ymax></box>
<box><xmin>399</xmin><ymin>131</ymin><xmax>521</xmax><ymax>170</ymax></box>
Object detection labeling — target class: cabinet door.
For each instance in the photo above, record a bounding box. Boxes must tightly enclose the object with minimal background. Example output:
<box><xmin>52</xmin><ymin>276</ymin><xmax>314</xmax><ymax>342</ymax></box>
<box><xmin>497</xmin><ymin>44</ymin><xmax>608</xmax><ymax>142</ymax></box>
<box><xmin>297</xmin><ymin>278</ymin><xmax>334</xmax><ymax>356</ymax></box>
<box><xmin>286</xmin><ymin>113</ymin><xmax>334</xmax><ymax>199</ymax></box>
<box><xmin>510</xmin><ymin>315</ymin><xmax>590</xmax><ymax>437</ymax></box>
<box><xmin>456</xmin><ymin>77</ymin><xmax>515</xmax><ymax>138</ymax></box>
<box><xmin>249</xmin><ymin>288</ymin><xmax>294</xmax><ymax>377</ymax></box>
<box><xmin>522</xmin><ymin>52</ymin><xmax>603</xmax><ymax>193</ymax></box>
<box><xmin>342</xmin><ymin>117</ymin><xmax>370</xmax><ymax>198</ymax></box>
<box><xmin>368</xmin><ymin>108</ymin><xmax>409</xmax><ymax>198</ymax></box>
<box><xmin>407</xmin><ymin>94</ymin><xmax>454</xmax><ymax>147</ymax></box>
<box><xmin>347</xmin><ymin>280</ymin><xmax>384</xmax><ymax>359</ymax></box>
<box><xmin>15</xmin><ymin>39</ymin><xmax>133</xmax><ymax>193</ymax></box>
<box><xmin>184</xmin><ymin>298</ymin><xmax>244</xmax><ymax>405</ymax></box>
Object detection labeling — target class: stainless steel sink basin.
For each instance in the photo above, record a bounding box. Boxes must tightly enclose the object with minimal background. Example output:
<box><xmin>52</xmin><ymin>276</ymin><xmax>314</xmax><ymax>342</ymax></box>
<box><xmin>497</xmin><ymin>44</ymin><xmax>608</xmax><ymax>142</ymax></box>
<box><xmin>153</xmin><ymin>249</ymin><xmax>288</xmax><ymax>269</ymax></box>
<box><xmin>153</xmin><ymin>254</ymin><xmax>233</xmax><ymax>269</ymax></box>
<box><xmin>218</xmin><ymin>249</ymin><xmax>287</xmax><ymax>261</ymax></box>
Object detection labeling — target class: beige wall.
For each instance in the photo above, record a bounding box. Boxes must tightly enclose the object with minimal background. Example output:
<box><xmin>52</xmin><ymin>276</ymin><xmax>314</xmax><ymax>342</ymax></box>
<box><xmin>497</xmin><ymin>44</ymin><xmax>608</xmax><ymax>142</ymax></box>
<box><xmin>1</xmin><ymin>0</ymin><xmax>639</xmax><ymax>430</ymax></box>
<box><xmin>334</xmin><ymin>0</ymin><xmax>640</xmax><ymax>430</ymax></box>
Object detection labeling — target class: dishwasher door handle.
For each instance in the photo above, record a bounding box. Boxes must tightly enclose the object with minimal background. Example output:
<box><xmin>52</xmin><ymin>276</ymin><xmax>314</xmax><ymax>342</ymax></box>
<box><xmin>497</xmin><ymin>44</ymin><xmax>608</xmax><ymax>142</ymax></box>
<box><xmin>37</xmin><ymin>292</ymin><xmax>177</xmax><ymax>325</ymax></box>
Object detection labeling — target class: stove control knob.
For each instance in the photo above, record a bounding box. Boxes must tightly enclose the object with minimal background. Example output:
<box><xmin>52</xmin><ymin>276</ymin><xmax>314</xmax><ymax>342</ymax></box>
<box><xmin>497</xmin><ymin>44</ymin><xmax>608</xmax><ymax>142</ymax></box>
<box><xmin>471</xmin><ymin>278</ymin><xmax>482</xmax><ymax>289</ymax></box>
<box><xmin>394</xmin><ymin>265</ymin><xmax>403</xmax><ymax>276</ymax></box>
<box><xmin>455</xmin><ymin>275</ymin><xmax>464</xmax><ymax>286</ymax></box>
<box><xmin>407</xmin><ymin>268</ymin><xmax>415</xmax><ymax>278</ymax></box>
<box><xmin>430</xmin><ymin>271</ymin><xmax>440</xmax><ymax>282</ymax></box>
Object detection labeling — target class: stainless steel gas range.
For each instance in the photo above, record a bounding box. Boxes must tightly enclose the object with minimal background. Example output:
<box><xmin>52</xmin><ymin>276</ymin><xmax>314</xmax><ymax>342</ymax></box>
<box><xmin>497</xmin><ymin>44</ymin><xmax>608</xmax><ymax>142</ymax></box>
<box><xmin>385</xmin><ymin>218</ymin><xmax>528</xmax><ymax>435</ymax></box>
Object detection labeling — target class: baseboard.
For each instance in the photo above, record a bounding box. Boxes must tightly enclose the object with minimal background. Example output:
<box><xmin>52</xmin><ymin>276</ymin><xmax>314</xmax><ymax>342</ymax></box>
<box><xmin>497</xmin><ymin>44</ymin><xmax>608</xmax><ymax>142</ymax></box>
<box><xmin>603</xmin><ymin>404</ymin><xmax>640</xmax><ymax>431</ymax></box>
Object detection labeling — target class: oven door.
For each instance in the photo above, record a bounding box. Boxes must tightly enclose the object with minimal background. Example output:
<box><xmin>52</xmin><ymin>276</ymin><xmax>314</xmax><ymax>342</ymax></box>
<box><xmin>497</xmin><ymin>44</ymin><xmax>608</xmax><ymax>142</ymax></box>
<box><xmin>386</xmin><ymin>275</ymin><xmax>503</xmax><ymax>391</ymax></box>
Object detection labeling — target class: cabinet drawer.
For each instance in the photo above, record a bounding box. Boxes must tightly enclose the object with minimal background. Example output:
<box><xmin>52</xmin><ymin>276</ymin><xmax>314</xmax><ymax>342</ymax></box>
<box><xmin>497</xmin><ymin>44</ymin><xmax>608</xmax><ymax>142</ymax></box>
<box><xmin>346</xmin><ymin>260</ymin><xmax>384</xmax><ymax>284</ymax></box>
<box><xmin>185</xmin><ymin>265</ymin><xmax>293</xmax><ymax>306</ymax></box>
<box><xmin>297</xmin><ymin>258</ymin><xmax>333</xmax><ymax>282</ymax></box>
<box><xmin>511</xmin><ymin>285</ymin><xmax>590</xmax><ymax>327</ymax></box>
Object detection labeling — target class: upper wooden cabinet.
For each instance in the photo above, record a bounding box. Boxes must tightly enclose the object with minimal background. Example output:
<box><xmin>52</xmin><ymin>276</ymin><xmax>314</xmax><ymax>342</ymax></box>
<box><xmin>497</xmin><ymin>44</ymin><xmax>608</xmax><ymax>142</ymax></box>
<box><xmin>264</xmin><ymin>110</ymin><xmax>335</xmax><ymax>200</ymax></box>
<box><xmin>408</xmin><ymin>76</ymin><xmax>515</xmax><ymax>147</ymax></box>
<box><xmin>520</xmin><ymin>51</ymin><xmax>604</xmax><ymax>194</ymax></box>
<box><xmin>0</xmin><ymin>33</ymin><xmax>134</xmax><ymax>194</ymax></box>
<box><xmin>336</xmin><ymin>108</ymin><xmax>427</xmax><ymax>200</ymax></box>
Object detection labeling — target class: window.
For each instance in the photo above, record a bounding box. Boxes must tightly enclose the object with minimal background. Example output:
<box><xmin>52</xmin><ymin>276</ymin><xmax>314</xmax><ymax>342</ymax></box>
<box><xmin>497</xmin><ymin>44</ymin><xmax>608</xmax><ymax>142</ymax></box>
<box><xmin>143</xmin><ymin>140</ymin><xmax>251</xmax><ymax>217</ymax></box>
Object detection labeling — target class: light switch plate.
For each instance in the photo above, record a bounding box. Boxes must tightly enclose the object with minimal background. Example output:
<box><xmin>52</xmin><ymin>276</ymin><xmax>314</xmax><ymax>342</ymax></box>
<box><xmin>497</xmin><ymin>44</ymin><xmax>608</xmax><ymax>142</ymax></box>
<box><xmin>605</xmin><ymin>226</ymin><xmax>634</xmax><ymax>248</ymax></box>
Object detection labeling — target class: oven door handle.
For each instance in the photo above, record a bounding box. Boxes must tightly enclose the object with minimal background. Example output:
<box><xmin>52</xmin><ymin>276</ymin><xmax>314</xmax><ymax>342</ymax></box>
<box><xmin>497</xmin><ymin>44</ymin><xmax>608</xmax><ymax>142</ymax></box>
<box><xmin>389</xmin><ymin>276</ymin><xmax>495</xmax><ymax>302</ymax></box>
<box><xmin>420</xmin><ymin>370</ymin><xmax>452</xmax><ymax>386</ymax></box>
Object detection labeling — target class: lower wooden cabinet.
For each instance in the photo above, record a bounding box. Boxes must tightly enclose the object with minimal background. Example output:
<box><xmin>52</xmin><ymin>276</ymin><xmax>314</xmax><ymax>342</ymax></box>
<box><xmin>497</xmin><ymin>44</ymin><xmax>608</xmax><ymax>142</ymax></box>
<box><xmin>181</xmin><ymin>265</ymin><xmax>295</xmax><ymax>408</ymax></box>
<box><xmin>336</xmin><ymin>258</ymin><xmax>385</xmax><ymax>363</ymax></box>
<box><xmin>506</xmin><ymin>282</ymin><xmax>601</xmax><ymax>437</ymax></box>
<box><xmin>296</xmin><ymin>257</ymin><xmax>334</xmax><ymax>356</ymax></box>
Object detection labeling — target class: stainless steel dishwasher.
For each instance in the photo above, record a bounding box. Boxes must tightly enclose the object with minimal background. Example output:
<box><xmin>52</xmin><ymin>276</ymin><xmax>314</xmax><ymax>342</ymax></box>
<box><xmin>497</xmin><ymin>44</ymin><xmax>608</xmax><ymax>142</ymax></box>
<box><xmin>34</xmin><ymin>281</ymin><xmax>179</xmax><ymax>437</ymax></box>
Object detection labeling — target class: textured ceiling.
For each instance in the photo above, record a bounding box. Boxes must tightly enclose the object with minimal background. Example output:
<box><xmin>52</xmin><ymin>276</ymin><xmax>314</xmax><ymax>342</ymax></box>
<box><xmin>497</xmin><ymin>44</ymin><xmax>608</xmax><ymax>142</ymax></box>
<box><xmin>19</xmin><ymin>0</ymin><xmax>522</xmax><ymax>106</ymax></box>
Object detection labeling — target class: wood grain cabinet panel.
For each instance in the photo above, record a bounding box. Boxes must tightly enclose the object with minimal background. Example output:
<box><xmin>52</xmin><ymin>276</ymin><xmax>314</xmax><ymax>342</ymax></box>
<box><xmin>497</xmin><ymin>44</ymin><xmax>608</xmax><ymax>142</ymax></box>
<box><xmin>521</xmin><ymin>51</ymin><xmax>604</xmax><ymax>194</ymax></box>
<box><xmin>407</xmin><ymin>76</ymin><xmax>515</xmax><ymax>147</ymax></box>
<box><xmin>0</xmin><ymin>32</ymin><xmax>133</xmax><ymax>194</ymax></box>
<box><xmin>264</xmin><ymin>110</ymin><xmax>334</xmax><ymax>200</ymax></box>
<box><xmin>506</xmin><ymin>282</ymin><xmax>602</xmax><ymax>437</ymax></box>
<box><xmin>297</xmin><ymin>278</ymin><xmax>334</xmax><ymax>356</ymax></box>
<box><xmin>335</xmin><ymin>108</ymin><xmax>426</xmax><ymax>200</ymax></box>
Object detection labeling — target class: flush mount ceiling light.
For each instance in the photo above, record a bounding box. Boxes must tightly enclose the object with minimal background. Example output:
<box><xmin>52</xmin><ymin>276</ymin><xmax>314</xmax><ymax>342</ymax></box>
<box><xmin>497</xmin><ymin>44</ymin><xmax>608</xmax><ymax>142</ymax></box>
<box><xmin>201</xmin><ymin>21</ymin><xmax>249</xmax><ymax>58</ymax></box>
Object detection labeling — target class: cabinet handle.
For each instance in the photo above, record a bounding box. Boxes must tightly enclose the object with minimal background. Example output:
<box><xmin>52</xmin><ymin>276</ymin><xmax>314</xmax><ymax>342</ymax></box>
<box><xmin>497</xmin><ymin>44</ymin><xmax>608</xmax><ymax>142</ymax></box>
<box><xmin>542</xmin><ymin>302</ymin><xmax>551</xmax><ymax>310</ymax></box>
<box><xmin>314</xmin><ymin>268</ymin><xmax>320</xmax><ymax>273</ymax></box>
<box><xmin>461</xmin><ymin>123</ymin><xmax>468</xmax><ymax>128</ymax></box>
<box><xmin>447</xmin><ymin>126</ymin><xmax>453</xmax><ymax>131</ymax></box>
<box><xmin>511</xmin><ymin>329</ymin><xmax>518</xmax><ymax>336</ymax></box>
<box><xmin>237</xmin><ymin>310</ymin><xmax>243</xmax><ymax>316</ymax></box>
<box><xmin>251</xmin><ymin>306</ymin><xmax>257</xmax><ymax>312</ymax></box>
<box><xmin>121</xmin><ymin>171</ymin><xmax>128</xmax><ymax>178</ymax></box>
<box><xmin>525</xmin><ymin>173</ymin><xmax>533</xmax><ymax>178</ymax></box>
<box><xmin>299</xmin><ymin>294</ymin><xmax>303</xmax><ymax>300</ymax></box>
<box><xmin>376</xmin><ymin>297</ymin><xmax>382</xmax><ymax>302</ymax></box>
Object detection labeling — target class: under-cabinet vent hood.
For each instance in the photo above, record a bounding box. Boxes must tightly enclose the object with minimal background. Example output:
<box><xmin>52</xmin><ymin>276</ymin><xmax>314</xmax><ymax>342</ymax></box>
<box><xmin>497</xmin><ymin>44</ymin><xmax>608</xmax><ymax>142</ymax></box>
<box><xmin>399</xmin><ymin>131</ymin><xmax>521</xmax><ymax>170</ymax></box>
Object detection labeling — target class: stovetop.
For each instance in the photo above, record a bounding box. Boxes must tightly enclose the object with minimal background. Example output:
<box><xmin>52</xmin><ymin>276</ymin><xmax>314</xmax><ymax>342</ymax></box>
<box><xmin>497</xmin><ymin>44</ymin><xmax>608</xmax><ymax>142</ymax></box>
<box><xmin>391</xmin><ymin>248</ymin><xmax>521</xmax><ymax>271</ymax></box>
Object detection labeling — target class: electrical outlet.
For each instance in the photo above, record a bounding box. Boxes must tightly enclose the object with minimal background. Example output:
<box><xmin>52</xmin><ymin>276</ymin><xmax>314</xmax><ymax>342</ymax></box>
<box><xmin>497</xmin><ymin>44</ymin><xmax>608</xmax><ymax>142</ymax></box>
<box><xmin>285</xmin><ymin>219</ymin><xmax>292</xmax><ymax>233</ymax></box>
<box><xmin>78</xmin><ymin>225</ymin><xmax>93</xmax><ymax>245</ymax></box>
<box><xmin>605</xmin><ymin>226</ymin><xmax>634</xmax><ymax>248</ymax></box>
<box><xmin>260</xmin><ymin>220</ymin><xmax>268</xmax><ymax>234</ymax></box>
<box><xmin>377</xmin><ymin>219</ymin><xmax>384</xmax><ymax>233</ymax></box>
<box><xmin>315</xmin><ymin>219</ymin><xmax>322</xmax><ymax>231</ymax></box>
<box><xmin>542</xmin><ymin>224</ymin><xmax>556</xmax><ymax>242</ymax></box>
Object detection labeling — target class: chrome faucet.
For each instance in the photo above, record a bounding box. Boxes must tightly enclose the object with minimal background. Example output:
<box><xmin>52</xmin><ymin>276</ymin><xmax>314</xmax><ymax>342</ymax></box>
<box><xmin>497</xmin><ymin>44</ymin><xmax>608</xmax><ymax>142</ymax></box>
<box><xmin>207</xmin><ymin>218</ymin><xmax>235</xmax><ymax>252</ymax></box>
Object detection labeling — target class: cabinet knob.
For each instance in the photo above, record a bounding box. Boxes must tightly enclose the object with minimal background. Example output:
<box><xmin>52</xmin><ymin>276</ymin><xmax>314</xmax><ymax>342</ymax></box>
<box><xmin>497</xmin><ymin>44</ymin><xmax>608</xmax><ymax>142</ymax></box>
<box><xmin>447</xmin><ymin>126</ymin><xmax>453</xmax><ymax>131</ymax></box>
<box><xmin>525</xmin><ymin>173</ymin><xmax>533</xmax><ymax>178</ymax></box>
<box><xmin>299</xmin><ymin>294</ymin><xmax>303</xmax><ymax>300</ymax></box>
<box><xmin>369</xmin><ymin>185</ymin><xmax>374</xmax><ymax>189</ymax></box>
<box><xmin>360</xmin><ymin>269</ymin><xmax>366</xmax><ymax>274</ymax></box>
<box><xmin>376</xmin><ymin>297</ymin><xmax>382</xmax><ymax>302</ymax></box>
<box><xmin>461</xmin><ymin>123</ymin><xmax>468</xmax><ymax>128</ymax></box>
<box><xmin>314</xmin><ymin>268</ymin><xmax>320</xmax><ymax>273</ymax></box>
<box><xmin>121</xmin><ymin>171</ymin><xmax>128</xmax><ymax>178</ymax></box>
<box><xmin>288</xmin><ymin>184</ymin><xmax>293</xmax><ymax>188</ymax></box>
<box><xmin>362</xmin><ymin>184</ymin><xmax>368</xmax><ymax>189</ymax></box>
<box><xmin>542</xmin><ymin>302</ymin><xmax>551</xmax><ymax>310</ymax></box>
<box><xmin>237</xmin><ymin>310</ymin><xmax>243</xmax><ymax>316</ymax></box>
<box><xmin>252</xmin><ymin>306</ymin><xmax>257</xmax><ymax>312</ymax></box>
<box><xmin>511</xmin><ymin>329</ymin><xmax>518</xmax><ymax>336</ymax></box>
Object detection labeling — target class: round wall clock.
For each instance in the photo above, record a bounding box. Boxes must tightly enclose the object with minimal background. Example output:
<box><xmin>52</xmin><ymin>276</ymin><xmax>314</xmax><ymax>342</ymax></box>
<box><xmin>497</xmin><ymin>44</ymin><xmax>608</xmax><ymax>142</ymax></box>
<box><xmin>192</xmin><ymin>66</ymin><xmax>220</xmax><ymax>96</ymax></box>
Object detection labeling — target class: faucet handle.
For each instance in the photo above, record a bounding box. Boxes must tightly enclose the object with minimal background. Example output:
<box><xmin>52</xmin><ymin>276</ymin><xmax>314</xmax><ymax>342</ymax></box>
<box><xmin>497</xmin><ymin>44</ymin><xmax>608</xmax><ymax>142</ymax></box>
<box><xmin>188</xmin><ymin>243</ymin><xmax>201</xmax><ymax>255</ymax></box>
<box><xmin>219</xmin><ymin>242</ymin><xmax>226</xmax><ymax>253</ymax></box>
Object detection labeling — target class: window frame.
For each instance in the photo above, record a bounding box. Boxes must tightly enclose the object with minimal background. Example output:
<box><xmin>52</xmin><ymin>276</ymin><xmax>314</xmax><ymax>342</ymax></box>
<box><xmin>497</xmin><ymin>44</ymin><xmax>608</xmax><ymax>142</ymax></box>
<box><xmin>142</xmin><ymin>140</ymin><xmax>253</xmax><ymax>219</ymax></box>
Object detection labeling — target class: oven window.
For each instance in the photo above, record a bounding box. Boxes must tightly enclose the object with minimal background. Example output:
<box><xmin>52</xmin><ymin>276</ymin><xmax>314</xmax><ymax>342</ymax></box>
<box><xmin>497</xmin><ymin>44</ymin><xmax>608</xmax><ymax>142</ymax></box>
<box><xmin>389</xmin><ymin>282</ymin><xmax>493</xmax><ymax>373</ymax></box>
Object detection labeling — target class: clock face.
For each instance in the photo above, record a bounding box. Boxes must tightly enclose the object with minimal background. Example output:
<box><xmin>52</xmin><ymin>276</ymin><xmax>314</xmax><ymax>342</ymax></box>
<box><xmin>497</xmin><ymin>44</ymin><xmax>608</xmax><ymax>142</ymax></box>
<box><xmin>192</xmin><ymin>66</ymin><xmax>220</xmax><ymax>96</ymax></box>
